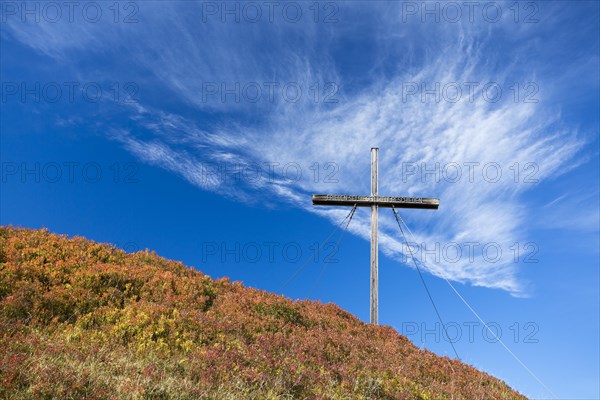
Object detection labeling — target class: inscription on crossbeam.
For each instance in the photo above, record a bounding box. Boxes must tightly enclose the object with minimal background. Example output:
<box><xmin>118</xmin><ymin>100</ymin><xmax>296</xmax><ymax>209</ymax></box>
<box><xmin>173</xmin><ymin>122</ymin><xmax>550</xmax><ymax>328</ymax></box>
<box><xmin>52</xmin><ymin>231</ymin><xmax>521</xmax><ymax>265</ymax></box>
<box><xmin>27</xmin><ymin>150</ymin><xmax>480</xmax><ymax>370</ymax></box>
<box><xmin>312</xmin><ymin>194</ymin><xmax>439</xmax><ymax>209</ymax></box>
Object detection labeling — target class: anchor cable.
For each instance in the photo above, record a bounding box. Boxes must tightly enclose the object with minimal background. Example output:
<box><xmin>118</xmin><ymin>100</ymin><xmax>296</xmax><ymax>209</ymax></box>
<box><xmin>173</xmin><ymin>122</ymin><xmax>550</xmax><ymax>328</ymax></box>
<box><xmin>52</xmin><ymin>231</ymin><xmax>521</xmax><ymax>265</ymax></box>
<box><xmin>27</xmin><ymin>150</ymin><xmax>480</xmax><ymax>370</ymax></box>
<box><xmin>278</xmin><ymin>205</ymin><xmax>357</xmax><ymax>293</ymax></box>
<box><xmin>310</xmin><ymin>205</ymin><xmax>357</xmax><ymax>296</ymax></box>
<box><xmin>393</xmin><ymin>209</ymin><xmax>558</xmax><ymax>399</ymax></box>
<box><xmin>391</xmin><ymin>205</ymin><xmax>460</xmax><ymax>360</ymax></box>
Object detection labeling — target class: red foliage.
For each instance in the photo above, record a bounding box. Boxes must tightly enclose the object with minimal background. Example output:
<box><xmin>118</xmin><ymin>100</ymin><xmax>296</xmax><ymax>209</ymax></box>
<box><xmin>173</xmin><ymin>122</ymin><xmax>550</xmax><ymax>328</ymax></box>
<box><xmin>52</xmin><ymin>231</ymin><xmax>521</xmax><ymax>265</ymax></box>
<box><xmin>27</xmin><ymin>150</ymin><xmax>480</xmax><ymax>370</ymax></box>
<box><xmin>0</xmin><ymin>226</ymin><xmax>525</xmax><ymax>399</ymax></box>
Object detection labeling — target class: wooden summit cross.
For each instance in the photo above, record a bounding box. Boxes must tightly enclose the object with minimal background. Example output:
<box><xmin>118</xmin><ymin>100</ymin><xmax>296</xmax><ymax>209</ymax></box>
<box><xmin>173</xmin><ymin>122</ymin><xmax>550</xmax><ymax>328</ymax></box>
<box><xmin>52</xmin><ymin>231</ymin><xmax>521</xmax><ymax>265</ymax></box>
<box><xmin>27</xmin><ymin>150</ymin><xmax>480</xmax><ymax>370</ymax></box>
<box><xmin>312</xmin><ymin>148</ymin><xmax>439</xmax><ymax>325</ymax></box>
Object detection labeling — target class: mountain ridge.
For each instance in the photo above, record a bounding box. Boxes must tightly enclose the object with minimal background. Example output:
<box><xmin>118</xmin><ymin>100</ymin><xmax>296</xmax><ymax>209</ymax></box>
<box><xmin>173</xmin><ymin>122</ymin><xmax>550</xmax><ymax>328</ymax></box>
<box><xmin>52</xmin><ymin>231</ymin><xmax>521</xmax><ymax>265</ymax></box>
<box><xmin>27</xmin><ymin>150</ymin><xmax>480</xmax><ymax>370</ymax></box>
<box><xmin>0</xmin><ymin>226</ymin><xmax>525</xmax><ymax>399</ymax></box>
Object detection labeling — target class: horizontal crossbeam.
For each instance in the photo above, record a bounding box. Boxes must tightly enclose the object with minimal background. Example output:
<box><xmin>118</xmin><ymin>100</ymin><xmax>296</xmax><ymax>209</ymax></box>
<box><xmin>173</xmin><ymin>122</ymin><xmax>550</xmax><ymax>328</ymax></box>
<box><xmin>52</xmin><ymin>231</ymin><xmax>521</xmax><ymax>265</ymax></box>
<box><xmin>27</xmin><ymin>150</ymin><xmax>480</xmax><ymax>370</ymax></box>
<box><xmin>312</xmin><ymin>194</ymin><xmax>439</xmax><ymax>209</ymax></box>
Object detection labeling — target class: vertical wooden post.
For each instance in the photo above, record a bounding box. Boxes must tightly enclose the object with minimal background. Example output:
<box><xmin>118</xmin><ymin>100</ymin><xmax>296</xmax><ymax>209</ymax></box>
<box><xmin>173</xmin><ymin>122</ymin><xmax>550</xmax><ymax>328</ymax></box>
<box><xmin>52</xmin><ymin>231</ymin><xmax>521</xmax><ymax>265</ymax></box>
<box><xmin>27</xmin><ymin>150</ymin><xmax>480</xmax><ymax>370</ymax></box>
<box><xmin>370</xmin><ymin>147</ymin><xmax>379</xmax><ymax>325</ymax></box>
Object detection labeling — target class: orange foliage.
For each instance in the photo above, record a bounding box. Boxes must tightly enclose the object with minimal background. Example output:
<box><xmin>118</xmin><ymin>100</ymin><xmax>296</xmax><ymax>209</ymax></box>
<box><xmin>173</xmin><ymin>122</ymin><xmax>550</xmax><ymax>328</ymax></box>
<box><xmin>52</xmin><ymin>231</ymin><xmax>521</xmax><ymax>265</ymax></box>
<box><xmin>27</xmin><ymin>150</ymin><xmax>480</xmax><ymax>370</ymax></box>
<box><xmin>0</xmin><ymin>226</ymin><xmax>525</xmax><ymax>399</ymax></box>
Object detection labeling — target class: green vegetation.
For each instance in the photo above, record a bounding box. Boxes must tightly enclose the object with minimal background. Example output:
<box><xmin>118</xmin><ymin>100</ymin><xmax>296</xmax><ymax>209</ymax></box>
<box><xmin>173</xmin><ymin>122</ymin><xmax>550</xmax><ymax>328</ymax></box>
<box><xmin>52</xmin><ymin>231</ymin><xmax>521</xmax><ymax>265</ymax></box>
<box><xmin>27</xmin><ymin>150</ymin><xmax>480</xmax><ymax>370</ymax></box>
<box><xmin>0</xmin><ymin>226</ymin><xmax>525</xmax><ymax>399</ymax></box>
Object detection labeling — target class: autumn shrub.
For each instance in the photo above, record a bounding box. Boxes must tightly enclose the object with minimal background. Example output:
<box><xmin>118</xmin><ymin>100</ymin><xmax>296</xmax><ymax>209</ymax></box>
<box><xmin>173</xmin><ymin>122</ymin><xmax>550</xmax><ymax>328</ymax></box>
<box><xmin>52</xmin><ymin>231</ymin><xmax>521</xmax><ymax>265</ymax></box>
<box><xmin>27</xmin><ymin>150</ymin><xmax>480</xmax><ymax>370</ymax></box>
<box><xmin>0</xmin><ymin>226</ymin><xmax>526</xmax><ymax>399</ymax></box>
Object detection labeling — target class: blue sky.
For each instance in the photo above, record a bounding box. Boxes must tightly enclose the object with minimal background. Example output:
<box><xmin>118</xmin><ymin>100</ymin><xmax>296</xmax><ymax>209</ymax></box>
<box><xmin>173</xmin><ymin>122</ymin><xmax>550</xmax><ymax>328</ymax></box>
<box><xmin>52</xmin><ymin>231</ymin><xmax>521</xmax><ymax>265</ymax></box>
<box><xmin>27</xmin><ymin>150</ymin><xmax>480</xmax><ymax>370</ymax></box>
<box><xmin>1</xmin><ymin>1</ymin><xmax>599</xmax><ymax>398</ymax></box>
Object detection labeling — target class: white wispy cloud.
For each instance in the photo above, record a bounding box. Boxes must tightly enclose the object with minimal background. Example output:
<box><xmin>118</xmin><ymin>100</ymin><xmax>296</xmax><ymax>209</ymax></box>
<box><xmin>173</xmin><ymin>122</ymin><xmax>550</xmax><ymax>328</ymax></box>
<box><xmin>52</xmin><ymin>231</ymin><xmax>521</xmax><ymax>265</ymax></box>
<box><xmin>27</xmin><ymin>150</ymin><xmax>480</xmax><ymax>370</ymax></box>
<box><xmin>3</xmin><ymin>1</ymin><xmax>592</xmax><ymax>296</ymax></box>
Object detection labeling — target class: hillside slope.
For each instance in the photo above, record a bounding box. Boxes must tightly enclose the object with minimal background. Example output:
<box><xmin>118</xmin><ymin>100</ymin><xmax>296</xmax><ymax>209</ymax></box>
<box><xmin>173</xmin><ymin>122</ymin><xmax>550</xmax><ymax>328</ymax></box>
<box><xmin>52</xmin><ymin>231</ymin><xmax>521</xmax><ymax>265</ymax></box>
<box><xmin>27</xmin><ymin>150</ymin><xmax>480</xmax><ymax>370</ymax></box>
<box><xmin>0</xmin><ymin>226</ymin><xmax>525</xmax><ymax>399</ymax></box>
